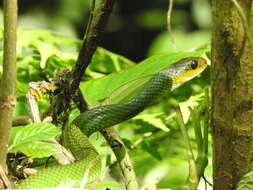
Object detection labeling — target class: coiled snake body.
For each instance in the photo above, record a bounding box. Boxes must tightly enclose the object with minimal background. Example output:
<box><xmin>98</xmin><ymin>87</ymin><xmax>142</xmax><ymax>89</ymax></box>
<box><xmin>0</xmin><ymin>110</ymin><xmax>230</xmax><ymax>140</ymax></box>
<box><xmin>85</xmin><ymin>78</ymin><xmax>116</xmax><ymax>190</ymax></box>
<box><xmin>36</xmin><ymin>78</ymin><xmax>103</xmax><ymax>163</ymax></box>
<box><xmin>15</xmin><ymin>57</ymin><xmax>207</xmax><ymax>189</ymax></box>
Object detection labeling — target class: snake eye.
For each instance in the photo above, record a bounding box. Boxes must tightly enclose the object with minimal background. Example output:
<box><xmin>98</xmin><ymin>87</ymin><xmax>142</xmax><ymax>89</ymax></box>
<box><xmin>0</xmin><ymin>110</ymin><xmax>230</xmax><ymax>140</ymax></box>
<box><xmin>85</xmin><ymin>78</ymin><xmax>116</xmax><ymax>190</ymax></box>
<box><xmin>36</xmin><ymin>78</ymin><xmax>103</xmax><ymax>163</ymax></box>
<box><xmin>190</xmin><ymin>60</ymin><xmax>198</xmax><ymax>70</ymax></box>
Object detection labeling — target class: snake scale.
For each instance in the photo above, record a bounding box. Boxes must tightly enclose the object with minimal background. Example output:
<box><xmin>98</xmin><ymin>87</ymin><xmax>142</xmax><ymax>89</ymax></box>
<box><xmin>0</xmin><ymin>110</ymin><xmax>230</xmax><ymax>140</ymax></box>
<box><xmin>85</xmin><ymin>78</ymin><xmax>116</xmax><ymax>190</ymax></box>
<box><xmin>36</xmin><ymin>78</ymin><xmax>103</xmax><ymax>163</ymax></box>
<box><xmin>15</xmin><ymin>57</ymin><xmax>207</xmax><ymax>189</ymax></box>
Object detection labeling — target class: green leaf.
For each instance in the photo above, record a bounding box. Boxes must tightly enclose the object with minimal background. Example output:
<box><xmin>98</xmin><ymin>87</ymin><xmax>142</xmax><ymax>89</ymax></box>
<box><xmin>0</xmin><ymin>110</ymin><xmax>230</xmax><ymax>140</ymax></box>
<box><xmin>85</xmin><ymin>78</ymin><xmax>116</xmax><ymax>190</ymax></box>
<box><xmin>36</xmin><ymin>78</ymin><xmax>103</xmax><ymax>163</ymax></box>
<box><xmin>179</xmin><ymin>93</ymin><xmax>205</xmax><ymax>123</ymax></box>
<box><xmin>133</xmin><ymin>113</ymin><xmax>169</xmax><ymax>132</ymax></box>
<box><xmin>9</xmin><ymin>141</ymin><xmax>58</xmax><ymax>158</ymax></box>
<box><xmin>90</xmin><ymin>47</ymin><xmax>135</xmax><ymax>74</ymax></box>
<box><xmin>31</xmin><ymin>41</ymin><xmax>58</xmax><ymax>69</ymax></box>
<box><xmin>140</xmin><ymin>141</ymin><xmax>162</xmax><ymax>160</ymax></box>
<box><xmin>103</xmin><ymin>76</ymin><xmax>152</xmax><ymax>105</ymax></box>
<box><xmin>0</xmin><ymin>27</ymin><xmax>137</xmax><ymax>83</ymax></box>
<box><xmin>9</xmin><ymin>123</ymin><xmax>61</xmax><ymax>151</ymax></box>
<box><xmin>236</xmin><ymin>171</ymin><xmax>253</xmax><ymax>190</ymax></box>
<box><xmin>80</xmin><ymin>49</ymin><xmax>209</xmax><ymax>106</ymax></box>
<box><xmin>15</xmin><ymin>27</ymin><xmax>134</xmax><ymax>73</ymax></box>
<box><xmin>30</xmin><ymin>40</ymin><xmax>76</xmax><ymax>69</ymax></box>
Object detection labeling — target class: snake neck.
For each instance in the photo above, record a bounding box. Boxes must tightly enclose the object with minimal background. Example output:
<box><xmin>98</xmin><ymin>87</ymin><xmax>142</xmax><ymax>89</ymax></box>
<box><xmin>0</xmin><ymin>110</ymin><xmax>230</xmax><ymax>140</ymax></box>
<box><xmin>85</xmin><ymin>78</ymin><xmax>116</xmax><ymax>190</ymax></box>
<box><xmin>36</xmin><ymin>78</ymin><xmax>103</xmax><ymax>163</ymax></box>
<box><xmin>73</xmin><ymin>72</ymin><xmax>172</xmax><ymax>136</ymax></box>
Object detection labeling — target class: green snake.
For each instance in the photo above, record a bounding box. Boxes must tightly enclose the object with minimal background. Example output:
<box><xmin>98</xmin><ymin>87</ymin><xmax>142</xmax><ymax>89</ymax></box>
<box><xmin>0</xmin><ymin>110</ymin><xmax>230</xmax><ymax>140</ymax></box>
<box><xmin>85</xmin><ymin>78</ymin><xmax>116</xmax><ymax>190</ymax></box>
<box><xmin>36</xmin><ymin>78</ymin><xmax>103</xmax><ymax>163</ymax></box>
<box><xmin>15</xmin><ymin>57</ymin><xmax>207</xmax><ymax>189</ymax></box>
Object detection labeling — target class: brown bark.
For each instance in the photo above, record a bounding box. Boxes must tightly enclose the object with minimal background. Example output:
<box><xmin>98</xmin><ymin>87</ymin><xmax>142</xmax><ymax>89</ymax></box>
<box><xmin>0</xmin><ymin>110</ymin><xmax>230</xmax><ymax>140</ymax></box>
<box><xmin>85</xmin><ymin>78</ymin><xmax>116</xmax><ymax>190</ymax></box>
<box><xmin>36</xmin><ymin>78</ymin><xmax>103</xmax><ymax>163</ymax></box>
<box><xmin>0</xmin><ymin>0</ymin><xmax>17</xmax><ymax>171</ymax></box>
<box><xmin>70</xmin><ymin>0</ymin><xmax>115</xmax><ymax>96</ymax></box>
<box><xmin>211</xmin><ymin>0</ymin><xmax>253</xmax><ymax>189</ymax></box>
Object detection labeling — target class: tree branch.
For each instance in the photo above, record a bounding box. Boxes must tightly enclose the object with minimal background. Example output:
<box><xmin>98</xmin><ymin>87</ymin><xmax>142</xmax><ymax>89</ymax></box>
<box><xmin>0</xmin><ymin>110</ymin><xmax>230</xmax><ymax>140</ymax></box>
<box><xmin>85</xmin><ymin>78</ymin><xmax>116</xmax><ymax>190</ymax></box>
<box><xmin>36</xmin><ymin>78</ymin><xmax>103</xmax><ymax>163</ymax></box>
<box><xmin>0</xmin><ymin>0</ymin><xmax>17</xmax><ymax>172</ymax></box>
<box><xmin>70</xmin><ymin>0</ymin><xmax>115</xmax><ymax>95</ymax></box>
<box><xmin>47</xmin><ymin>0</ymin><xmax>115</xmax><ymax>117</ymax></box>
<box><xmin>41</xmin><ymin>1</ymin><xmax>138</xmax><ymax>189</ymax></box>
<box><xmin>100</xmin><ymin>128</ymin><xmax>139</xmax><ymax>190</ymax></box>
<box><xmin>12</xmin><ymin>116</ymin><xmax>32</xmax><ymax>126</ymax></box>
<box><xmin>67</xmin><ymin>1</ymin><xmax>138</xmax><ymax>189</ymax></box>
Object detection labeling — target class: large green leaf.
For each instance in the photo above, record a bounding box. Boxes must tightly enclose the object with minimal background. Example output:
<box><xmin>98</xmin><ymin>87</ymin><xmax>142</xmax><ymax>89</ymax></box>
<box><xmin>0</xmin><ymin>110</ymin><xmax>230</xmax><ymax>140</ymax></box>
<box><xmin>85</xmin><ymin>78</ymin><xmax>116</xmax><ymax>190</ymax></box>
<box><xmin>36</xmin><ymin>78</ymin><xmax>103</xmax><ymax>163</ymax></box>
<box><xmin>103</xmin><ymin>75</ymin><xmax>152</xmax><ymax>105</ymax></box>
<box><xmin>10</xmin><ymin>141</ymin><xmax>59</xmax><ymax>158</ymax></box>
<box><xmin>9</xmin><ymin>123</ymin><xmax>61</xmax><ymax>158</ymax></box>
<box><xmin>80</xmin><ymin>48</ymin><xmax>209</xmax><ymax>106</ymax></box>
<box><xmin>10</xmin><ymin>123</ymin><xmax>61</xmax><ymax>148</ymax></box>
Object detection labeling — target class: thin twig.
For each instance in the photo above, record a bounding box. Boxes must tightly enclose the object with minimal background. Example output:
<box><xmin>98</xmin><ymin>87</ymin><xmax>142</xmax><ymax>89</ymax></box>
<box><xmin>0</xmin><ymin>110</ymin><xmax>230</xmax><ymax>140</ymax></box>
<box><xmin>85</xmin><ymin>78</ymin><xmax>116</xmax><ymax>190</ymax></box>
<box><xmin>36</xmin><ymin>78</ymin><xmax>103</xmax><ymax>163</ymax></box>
<box><xmin>202</xmin><ymin>175</ymin><xmax>213</xmax><ymax>187</ymax></box>
<box><xmin>12</xmin><ymin>116</ymin><xmax>32</xmax><ymax>126</ymax></box>
<box><xmin>189</xmin><ymin>107</ymin><xmax>202</xmax><ymax>154</ymax></box>
<box><xmin>167</xmin><ymin>0</ymin><xmax>174</xmax><ymax>43</ymax></box>
<box><xmin>100</xmin><ymin>128</ymin><xmax>139</xmax><ymax>190</ymax></box>
<box><xmin>84</xmin><ymin>0</ymin><xmax>96</xmax><ymax>40</ymax></box>
<box><xmin>70</xmin><ymin>0</ymin><xmax>97</xmax><ymax>111</ymax></box>
<box><xmin>230</xmin><ymin>0</ymin><xmax>253</xmax><ymax>50</ymax></box>
<box><xmin>189</xmin><ymin>104</ymin><xmax>209</xmax><ymax>182</ymax></box>
<box><xmin>130</xmin><ymin>132</ymin><xmax>153</xmax><ymax>150</ymax></box>
<box><xmin>175</xmin><ymin>106</ymin><xmax>198</xmax><ymax>190</ymax></box>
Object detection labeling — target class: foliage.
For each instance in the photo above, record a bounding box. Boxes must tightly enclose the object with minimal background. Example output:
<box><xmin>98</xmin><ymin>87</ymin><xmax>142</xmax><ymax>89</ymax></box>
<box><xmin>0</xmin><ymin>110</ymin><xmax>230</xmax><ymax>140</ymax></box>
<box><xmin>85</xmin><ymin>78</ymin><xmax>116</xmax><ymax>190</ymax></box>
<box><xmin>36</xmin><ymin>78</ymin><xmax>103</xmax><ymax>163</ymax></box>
<box><xmin>9</xmin><ymin>123</ymin><xmax>61</xmax><ymax>158</ymax></box>
<box><xmin>81</xmin><ymin>47</ymin><xmax>208</xmax><ymax>106</ymax></box>
<box><xmin>0</xmin><ymin>0</ymin><xmax>213</xmax><ymax>186</ymax></box>
<box><xmin>0</xmin><ymin>26</ymin><xmax>211</xmax><ymax>189</ymax></box>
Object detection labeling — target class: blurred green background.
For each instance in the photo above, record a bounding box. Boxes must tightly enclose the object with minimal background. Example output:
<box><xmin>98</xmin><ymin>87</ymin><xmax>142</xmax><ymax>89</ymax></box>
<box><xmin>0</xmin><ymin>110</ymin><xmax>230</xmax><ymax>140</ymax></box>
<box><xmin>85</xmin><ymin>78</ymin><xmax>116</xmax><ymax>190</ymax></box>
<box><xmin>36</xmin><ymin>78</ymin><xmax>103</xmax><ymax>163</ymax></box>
<box><xmin>0</xmin><ymin>0</ymin><xmax>211</xmax><ymax>61</ymax></box>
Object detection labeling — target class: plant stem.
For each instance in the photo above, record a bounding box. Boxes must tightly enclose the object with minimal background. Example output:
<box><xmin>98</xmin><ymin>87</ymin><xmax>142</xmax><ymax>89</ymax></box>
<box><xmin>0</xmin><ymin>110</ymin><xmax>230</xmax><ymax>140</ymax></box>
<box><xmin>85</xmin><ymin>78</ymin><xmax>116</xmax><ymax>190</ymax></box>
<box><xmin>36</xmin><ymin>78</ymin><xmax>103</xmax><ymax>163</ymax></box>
<box><xmin>167</xmin><ymin>0</ymin><xmax>174</xmax><ymax>43</ymax></box>
<box><xmin>0</xmin><ymin>0</ymin><xmax>17</xmax><ymax>171</ymax></box>
<box><xmin>175</xmin><ymin>106</ymin><xmax>198</xmax><ymax>190</ymax></box>
<box><xmin>100</xmin><ymin>128</ymin><xmax>138</xmax><ymax>190</ymax></box>
<box><xmin>12</xmin><ymin>116</ymin><xmax>32</xmax><ymax>126</ymax></box>
<box><xmin>70</xmin><ymin>0</ymin><xmax>115</xmax><ymax>95</ymax></box>
<box><xmin>66</xmin><ymin>0</ymin><xmax>138</xmax><ymax>189</ymax></box>
<box><xmin>202</xmin><ymin>88</ymin><xmax>209</xmax><ymax>158</ymax></box>
<box><xmin>49</xmin><ymin>0</ymin><xmax>115</xmax><ymax>117</ymax></box>
<box><xmin>84</xmin><ymin>0</ymin><xmax>96</xmax><ymax>40</ymax></box>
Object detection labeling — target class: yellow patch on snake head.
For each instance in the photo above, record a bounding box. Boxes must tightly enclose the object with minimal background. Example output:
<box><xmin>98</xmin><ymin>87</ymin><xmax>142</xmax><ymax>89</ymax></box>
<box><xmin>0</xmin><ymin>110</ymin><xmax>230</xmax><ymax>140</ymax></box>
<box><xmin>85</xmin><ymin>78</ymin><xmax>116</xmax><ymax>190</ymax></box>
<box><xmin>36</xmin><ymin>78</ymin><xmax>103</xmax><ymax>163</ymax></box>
<box><xmin>169</xmin><ymin>57</ymin><xmax>208</xmax><ymax>89</ymax></box>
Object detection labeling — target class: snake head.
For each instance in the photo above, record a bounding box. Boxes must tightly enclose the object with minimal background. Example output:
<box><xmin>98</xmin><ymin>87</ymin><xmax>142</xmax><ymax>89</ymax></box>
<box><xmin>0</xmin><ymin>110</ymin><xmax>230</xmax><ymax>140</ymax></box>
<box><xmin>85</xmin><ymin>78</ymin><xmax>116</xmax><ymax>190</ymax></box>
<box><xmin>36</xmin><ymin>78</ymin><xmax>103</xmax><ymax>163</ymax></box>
<box><xmin>162</xmin><ymin>57</ymin><xmax>208</xmax><ymax>89</ymax></box>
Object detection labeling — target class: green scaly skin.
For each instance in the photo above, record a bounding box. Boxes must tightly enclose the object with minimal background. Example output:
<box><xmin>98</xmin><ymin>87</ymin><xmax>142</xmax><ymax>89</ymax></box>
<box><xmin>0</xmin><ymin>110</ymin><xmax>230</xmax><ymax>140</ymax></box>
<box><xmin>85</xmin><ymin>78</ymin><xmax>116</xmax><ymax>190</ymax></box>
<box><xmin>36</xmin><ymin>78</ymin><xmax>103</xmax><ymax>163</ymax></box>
<box><xmin>15</xmin><ymin>57</ymin><xmax>207</xmax><ymax>189</ymax></box>
<box><xmin>15</xmin><ymin>125</ymin><xmax>101</xmax><ymax>189</ymax></box>
<box><xmin>72</xmin><ymin>56</ymin><xmax>207</xmax><ymax>136</ymax></box>
<box><xmin>73</xmin><ymin>72</ymin><xmax>172</xmax><ymax>136</ymax></box>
